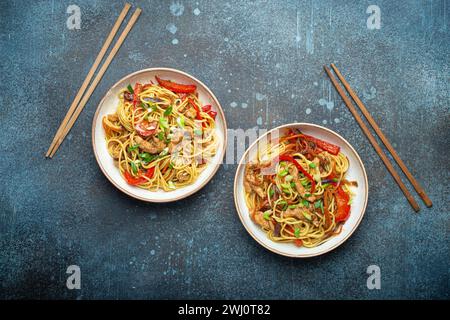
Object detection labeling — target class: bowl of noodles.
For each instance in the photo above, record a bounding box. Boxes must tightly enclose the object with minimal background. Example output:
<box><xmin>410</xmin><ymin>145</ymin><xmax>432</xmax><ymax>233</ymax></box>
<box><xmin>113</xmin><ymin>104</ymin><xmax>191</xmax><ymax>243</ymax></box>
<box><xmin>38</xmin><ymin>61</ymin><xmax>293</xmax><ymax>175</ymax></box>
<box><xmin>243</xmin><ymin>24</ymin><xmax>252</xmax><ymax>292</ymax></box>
<box><xmin>234</xmin><ymin>123</ymin><xmax>368</xmax><ymax>257</ymax></box>
<box><xmin>92</xmin><ymin>68</ymin><xmax>227</xmax><ymax>202</ymax></box>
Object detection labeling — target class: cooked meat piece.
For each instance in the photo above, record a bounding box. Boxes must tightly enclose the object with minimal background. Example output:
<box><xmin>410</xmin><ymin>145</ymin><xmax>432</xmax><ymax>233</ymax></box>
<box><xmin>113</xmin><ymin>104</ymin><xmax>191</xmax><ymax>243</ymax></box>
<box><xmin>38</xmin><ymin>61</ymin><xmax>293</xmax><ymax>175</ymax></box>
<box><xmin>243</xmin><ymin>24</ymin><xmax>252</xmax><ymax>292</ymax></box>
<box><xmin>253</xmin><ymin>211</ymin><xmax>270</xmax><ymax>229</ymax></box>
<box><xmin>283</xmin><ymin>207</ymin><xmax>306</xmax><ymax>220</ymax></box>
<box><xmin>134</xmin><ymin>136</ymin><xmax>166</xmax><ymax>154</ymax></box>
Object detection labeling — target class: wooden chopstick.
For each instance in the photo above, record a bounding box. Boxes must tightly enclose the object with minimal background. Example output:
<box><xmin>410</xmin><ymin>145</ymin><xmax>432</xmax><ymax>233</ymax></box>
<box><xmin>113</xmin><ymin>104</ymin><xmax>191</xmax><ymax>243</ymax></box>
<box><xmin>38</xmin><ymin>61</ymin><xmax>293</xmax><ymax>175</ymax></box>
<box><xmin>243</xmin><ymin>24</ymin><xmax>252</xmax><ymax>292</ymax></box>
<box><xmin>48</xmin><ymin>7</ymin><xmax>142</xmax><ymax>158</ymax></box>
<box><xmin>324</xmin><ymin>65</ymin><xmax>420</xmax><ymax>212</ymax></box>
<box><xmin>330</xmin><ymin>63</ymin><xmax>432</xmax><ymax>208</ymax></box>
<box><xmin>46</xmin><ymin>3</ymin><xmax>131</xmax><ymax>158</ymax></box>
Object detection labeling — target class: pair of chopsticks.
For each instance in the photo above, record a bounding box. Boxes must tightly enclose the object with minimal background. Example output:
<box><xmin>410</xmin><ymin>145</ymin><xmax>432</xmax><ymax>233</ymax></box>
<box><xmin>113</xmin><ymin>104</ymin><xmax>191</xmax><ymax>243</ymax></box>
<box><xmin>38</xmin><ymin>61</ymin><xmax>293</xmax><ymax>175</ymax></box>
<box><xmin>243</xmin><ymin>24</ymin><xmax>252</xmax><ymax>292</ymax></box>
<box><xmin>46</xmin><ymin>3</ymin><xmax>141</xmax><ymax>158</ymax></box>
<box><xmin>324</xmin><ymin>64</ymin><xmax>432</xmax><ymax>212</ymax></box>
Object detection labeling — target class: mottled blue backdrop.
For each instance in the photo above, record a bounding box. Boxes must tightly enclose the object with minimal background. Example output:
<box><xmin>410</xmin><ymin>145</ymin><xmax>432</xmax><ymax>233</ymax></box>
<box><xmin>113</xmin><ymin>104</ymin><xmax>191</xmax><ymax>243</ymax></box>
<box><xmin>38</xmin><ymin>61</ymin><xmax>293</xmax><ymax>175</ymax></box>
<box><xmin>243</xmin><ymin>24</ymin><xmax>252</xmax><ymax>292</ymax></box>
<box><xmin>0</xmin><ymin>0</ymin><xmax>449</xmax><ymax>299</ymax></box>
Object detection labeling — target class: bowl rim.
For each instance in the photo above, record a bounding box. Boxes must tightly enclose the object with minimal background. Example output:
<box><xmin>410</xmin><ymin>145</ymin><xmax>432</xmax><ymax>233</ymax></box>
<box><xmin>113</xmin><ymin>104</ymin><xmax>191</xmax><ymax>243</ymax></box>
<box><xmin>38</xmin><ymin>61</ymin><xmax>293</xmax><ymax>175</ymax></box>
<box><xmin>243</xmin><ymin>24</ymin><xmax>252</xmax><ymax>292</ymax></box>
<box><xmin>92</xmin><ymin>67</ymin><xmax>228</xmax><ymax>203</ymax></box>
<box><xmin>233</xmin><ymin>122</ymin><xmax>369</xmax><ymax>258</ymax></box>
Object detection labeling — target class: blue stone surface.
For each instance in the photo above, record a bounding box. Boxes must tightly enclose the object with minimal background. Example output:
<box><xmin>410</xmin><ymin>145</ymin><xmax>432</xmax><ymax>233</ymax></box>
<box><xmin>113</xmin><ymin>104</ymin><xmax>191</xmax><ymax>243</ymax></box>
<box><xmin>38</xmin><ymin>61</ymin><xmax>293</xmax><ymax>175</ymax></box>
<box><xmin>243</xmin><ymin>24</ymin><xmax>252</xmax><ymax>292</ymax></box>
<box><xmin>0</xmin><ymin>0</ymin><xmax>448</xmax><ymax>299</ymax></box>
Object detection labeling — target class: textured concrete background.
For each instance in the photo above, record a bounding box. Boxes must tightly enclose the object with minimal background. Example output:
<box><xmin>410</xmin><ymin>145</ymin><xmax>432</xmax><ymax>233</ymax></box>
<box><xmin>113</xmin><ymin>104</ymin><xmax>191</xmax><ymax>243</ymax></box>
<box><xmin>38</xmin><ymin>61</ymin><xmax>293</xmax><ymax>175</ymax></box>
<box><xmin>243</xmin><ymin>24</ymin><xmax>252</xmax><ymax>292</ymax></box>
<box><xmin>0</xmin><ymin>0</ymin><xmax>449</xmax><ymax>299</ymax></box>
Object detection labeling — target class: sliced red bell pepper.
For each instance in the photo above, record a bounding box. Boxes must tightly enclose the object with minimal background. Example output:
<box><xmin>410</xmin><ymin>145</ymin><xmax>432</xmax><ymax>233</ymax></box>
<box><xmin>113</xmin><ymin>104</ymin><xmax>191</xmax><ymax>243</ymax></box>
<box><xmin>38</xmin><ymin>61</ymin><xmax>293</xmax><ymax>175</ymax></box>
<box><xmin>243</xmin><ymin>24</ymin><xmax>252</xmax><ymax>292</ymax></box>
<box><xmin>282</xmin><ymin>133</ymin><xmax>340</xmax><ymax>155</ymax></box>
<box><xmin>201</xmin><ymin>104</ymin><xmax>217</xmax><ymax>120</ymax></box>
<box><xmin>278</xmin><ymin>154</ymin><xmax>316</xmax><ymax>194</ymax></box>
<box><xmin>335</xmin><ymin>187</ymin><xmax>351</xmax><ymax>222</ymax></box>
<box><xmin>301</xmin><ymin>134</ymin><xmax>340</xmax><ymax>155</ymax></box>
<box><xmin>135</xmin><ymin>120</ymin><xmax>158</xmax><ymax>137</ymax></box>
<box><xmin>155</xmin><ymin>76</ymin><xmax>197</xmax><ymax>93</ymax></box>
<box><xmin>123</xmin><ymin>167</ymin><xmax>155</xmax><ymax>185</ymax></box>
<box><xmin>207</xmin><ymin>110</ymin><xmax>217</xmax><ymax>120</ymax></box>
<box><xmin>201</xmin><ymin>104</ymin><xmax>212</xmax><ymax>112</ymax></box>
<box><xmin>187</xmin><ymin>98</ymin><xmax>207</xmax><ymax>128</ymax></box>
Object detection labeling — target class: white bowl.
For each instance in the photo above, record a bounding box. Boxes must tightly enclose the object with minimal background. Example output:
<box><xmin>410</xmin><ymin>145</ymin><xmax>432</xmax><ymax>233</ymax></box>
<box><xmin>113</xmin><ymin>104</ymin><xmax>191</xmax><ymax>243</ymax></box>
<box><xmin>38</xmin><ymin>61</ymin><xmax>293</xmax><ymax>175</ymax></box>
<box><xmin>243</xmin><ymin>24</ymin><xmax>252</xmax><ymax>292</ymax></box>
<box><xmin>234</xmin><ymin>123</ymin><xmax>368</xmax><ymax>258</ymax></box>
<box><xmin>92</xmin><ymin>68</ymin><xmax>227</xmax><ymax>202</ymax></box>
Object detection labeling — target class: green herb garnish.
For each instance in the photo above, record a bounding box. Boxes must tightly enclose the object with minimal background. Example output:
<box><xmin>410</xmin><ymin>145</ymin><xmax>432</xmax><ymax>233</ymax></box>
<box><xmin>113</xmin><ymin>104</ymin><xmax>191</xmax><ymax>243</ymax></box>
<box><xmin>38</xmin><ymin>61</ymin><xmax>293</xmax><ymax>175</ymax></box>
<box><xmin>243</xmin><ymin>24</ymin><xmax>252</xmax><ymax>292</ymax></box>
<box><xmin>268</xmin><ymin>188</ymin><xmax>275</xmax><ymax>197</ymax></box>
<box><xmin>263</xmin><ymin>211</ymin><xmax>271</xmax><ymax>221</ymax></box>
<box><xmin>302</xmin><ymin>211</ymin><xmax>312</xmax><ymax>221</ymax></box>
<box><xmin>294</xmin><ymin>228</ymin><xmax>301</xmax><ymax>238</ymax></box>
<box><xmin>159</xmin><ymin>117</ymin><xmax>169</xmax><ymax>129</ymax></box>
<box><xmin>278</xmin><ymin>169</ymin><xmax>288</xmax><ymax>177</ymax></box>
<box><xmin>177</xmin><ymin>115</ymin><xmax>185</xmax><ymax>129</ymax></box>
<box><xmin>309</xmin><ymin>162</ymin><xmax>316</xmax><ymax>168</ymax></box>
<box><xmin>128</xmin><ymin>144</ymin><xmax>139</xmax><ymax>152</ymax></box>
<box><xmin>127</xmin><ymin>84</ymin><xmax>134</xmax><ymax>93</ymax></box>
<box><xmin>288</xmin><ymin>204</ymin><xmax>297</xmax><ymax>209</ymax></box>
<box><xmin>139</xmin><ymin>152</ymin><xmax>157</xmax><ymax>164</ymax></box>
<box><xmin>130</xmin><ymin>161</ymin><xmax>138</xmax><ymax>174</ymax></box>
<box><xmin>314</xmin><ymin>200</ymin><xmax>322</xmax><ymax>209</ymax></box>
<box><xmin>157</xmin><ymin>132</ymin><xmax>165</xmax><ymax>141</ymax></box>
<box><xmin>164</xmin><ymin>105</ymin><xmax>173</xmax><ymax>116</ymax></box>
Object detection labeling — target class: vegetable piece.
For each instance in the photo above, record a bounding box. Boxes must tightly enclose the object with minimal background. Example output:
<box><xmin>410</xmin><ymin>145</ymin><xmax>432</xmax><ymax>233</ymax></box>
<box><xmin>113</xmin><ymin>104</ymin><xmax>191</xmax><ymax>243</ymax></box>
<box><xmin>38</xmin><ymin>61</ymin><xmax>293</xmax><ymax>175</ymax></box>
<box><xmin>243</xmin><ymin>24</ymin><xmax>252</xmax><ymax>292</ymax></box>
<box><xmin>263</xmin><ymin>211</ymin><xmax>271</xmax><ymax>221</ymax></box>
<box><xmin>282</xmin><ymin>133</ymin><xmax>340</xmax><ymax>155</ymax></box>
<box><xmin>294</xmin><ymin>228</ymin><xmax>301</xmax><ymax>238</ymax></box>
<box><xmin>278</xmin><ymin>169</ymin><xmax>288</xmax><ymax>177</ymax></box>
<box><xmin>164</xmin><ymin>105</ymin><xmax>173</xmax><ymax>116</ymax></box>
<box><xmin>201</xmin><ymin>105</ymin><xmax>212</xmax><ymax>112</ymax></box>
<box><xmin>309</xmin><ymin>162</ymin><xmax>316</xmax><ymax>168</ymax></box>
<box><xmin>130</xmin><ymin>161</ymin><xmax>138</xmax><ymax>174</ymax></box>
<box><xmin>268</xmin><ymin>188</ymin><xmax>275</xmax><ymax>197</ymax></box>
<box><xmin>177</xmin><ymin>115</ymin><xmax>185</xmax><ymax>129</ymax></box>
<box><xmin>155</xmin><ymin>76</ymin><xmax>197</xmax><ymax>93</ymax></box>
<box><xmin>157</xmin><ymin>132</ymin><xmax>165</xmax><ymax>141</ymax></box>
<box><xmin>294</xmin><ymin>239</ymin><xmax>303</xmax><ymax>247</ymax></box>
<box><xmin>123</xmin><ymin>167</ymin><xmax>155</xmax><ymax>185</ymax></box>
<box><xmin>302</xmin><ymin>211</ymin><xmax>312</xmax><ymax>221</ymax></box>
<box><xmin>127</xmin><ymin>84</ymin><xmax>134</xmax><ymax>93</ymax></box>
<box><xmin>128</xmin><ymin>144</ymin><xmax>139</xmax><ymax>152</ymax></box>
<box><xmin>206</xmin><ymin>110</ymin><xmax>217</xmax><ymax>120</ymax></box>
<box><xmin>335</xmin><ymin>187</ymin><xmax>351</xmax><ymax>222</ymax></box>
<box><xmin>135</xmin><ymin>120</ymin><xmax>158</xmax><ymax>137</ymax></box>
<box><xmin>302</xmin><ymin>134</ymin><xmax>340</xmax><ymax>155</ymax></box>
<box><xmin>167</xmin><ymin>181</ymin><xmax>176</xmax><ymax>189</ymax></box>
<box><xmin>159</xmin><ymin>117</ymin><xmax>169</xmax><ymax>130</ymax></box>
<box><xmin>278</xmin><ymin>154</ymin><xmax>316</xmax><ymax>193</ymax></box>
<box><xmin>314</xmin><ymin>200</ymin><xmax>322</xmax><ymax>209</ymax></box>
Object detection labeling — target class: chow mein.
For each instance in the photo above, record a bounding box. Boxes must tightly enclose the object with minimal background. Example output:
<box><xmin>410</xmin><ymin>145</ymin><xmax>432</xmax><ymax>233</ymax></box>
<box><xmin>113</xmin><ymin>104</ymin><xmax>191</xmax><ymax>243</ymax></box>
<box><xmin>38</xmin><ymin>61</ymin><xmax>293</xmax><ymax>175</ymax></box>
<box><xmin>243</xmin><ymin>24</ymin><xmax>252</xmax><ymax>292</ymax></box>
<box><xmin>244</xmin><ymin>130</ymin><xmax>356</xmax><ymax>248</ymax></box>
<box><xmin>102</xmin><ymin>76</ymin><xmax>218</xmax><ymax>191</ymax></box>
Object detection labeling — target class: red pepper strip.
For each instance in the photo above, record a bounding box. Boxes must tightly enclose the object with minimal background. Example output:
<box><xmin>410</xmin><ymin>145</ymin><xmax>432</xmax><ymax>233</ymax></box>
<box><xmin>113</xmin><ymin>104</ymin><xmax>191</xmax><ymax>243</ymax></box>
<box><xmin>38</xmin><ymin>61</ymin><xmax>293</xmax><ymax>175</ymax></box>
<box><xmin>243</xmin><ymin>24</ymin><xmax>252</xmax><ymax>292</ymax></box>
<box><xmin>201</xmin><ymin>105</ymin><xmax>217</xmax><ymax>120</ymax></box>
<box><xmin>155</xmin><ymin>76</ymin><xmax>197</xmax><ymax>93</ymax></box>
<box><xmin>133</xmin><ymin>83</ymin><xmax>142</xmax><ymax>109</ymax></box>
<box><xmin>301</xmin><ymin>134</ymin><xmax>340</xmax><ymax>155</ymax></box>
<box><xmin>335</xmin><ymin>187</ymin><xmax>351</xmax><ymax>222</ymax></box>
<box><xmin>201</xmin><ymin>104</ymin><xmax>211</xmax><ymax>112</ymax></box>
<box><xmin>123</xmin><ymin>167</ymin><xmax>155</xmax><ymax>185</ymax></box>
<box><xmin>278</xmin><ymin>154</ymin><xmax>316</xmax><ymax>194</ymax></box>
<box><xmin>207</xmin><ymin>110</ymin><xmax>217</xmax><ymax>120</ymax></box>
<box><xmin>188</xmin><ymin>98</ymin><xmax>206</xmax><ymax>127</ymax></box>
<box><xmin>281</xmin><ymin>133</ymin><xmax>340</xmax><ymax>155</ymax></box>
